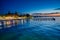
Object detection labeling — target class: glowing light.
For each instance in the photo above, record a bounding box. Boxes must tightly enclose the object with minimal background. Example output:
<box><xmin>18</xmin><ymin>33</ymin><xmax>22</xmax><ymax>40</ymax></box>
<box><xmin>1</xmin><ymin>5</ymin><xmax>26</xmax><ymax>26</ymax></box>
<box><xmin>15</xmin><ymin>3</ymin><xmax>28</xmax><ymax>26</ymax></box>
<box><xmin>6</xmin><ymin>21</ymin><xmax>11</xmax><ymax>25</ymax></box>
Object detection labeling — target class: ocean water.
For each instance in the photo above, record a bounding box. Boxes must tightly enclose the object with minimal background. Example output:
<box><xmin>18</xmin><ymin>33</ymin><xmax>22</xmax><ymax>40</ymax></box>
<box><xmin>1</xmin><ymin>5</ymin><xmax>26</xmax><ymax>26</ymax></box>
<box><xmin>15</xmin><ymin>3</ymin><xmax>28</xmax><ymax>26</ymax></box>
<box><xmin>0</xmin><ymin>17</ymin><xmax>60</xmax><ymax>40</ymax></box>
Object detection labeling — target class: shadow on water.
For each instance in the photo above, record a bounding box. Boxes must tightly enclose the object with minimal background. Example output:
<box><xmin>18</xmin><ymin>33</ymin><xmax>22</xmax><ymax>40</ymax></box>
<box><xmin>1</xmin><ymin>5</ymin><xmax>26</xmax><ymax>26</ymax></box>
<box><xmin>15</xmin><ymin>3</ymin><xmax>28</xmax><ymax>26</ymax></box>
<box><xmin>0</xmin><ymin>17</ymin><xmax>60</xmax><ymax>40</ymax></box>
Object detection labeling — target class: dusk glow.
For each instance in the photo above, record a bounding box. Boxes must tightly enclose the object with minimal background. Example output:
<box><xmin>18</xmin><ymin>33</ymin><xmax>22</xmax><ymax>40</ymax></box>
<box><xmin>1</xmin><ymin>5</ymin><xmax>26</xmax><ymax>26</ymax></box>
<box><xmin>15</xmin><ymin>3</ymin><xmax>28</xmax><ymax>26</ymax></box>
<box><xmin>30</xmin><ymin>9</ymin><xmax>60</xmax><ymax>13</ymax></box>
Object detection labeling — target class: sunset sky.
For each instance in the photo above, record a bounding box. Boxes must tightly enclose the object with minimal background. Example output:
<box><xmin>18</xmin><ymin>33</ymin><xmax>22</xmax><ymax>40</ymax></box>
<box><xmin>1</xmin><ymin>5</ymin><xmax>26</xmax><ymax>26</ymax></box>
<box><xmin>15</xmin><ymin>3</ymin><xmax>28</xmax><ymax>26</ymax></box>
<box><xmin>0</xmin><ymin>0</ymin><xmax>60</xmax><ymax>14</ymax></box>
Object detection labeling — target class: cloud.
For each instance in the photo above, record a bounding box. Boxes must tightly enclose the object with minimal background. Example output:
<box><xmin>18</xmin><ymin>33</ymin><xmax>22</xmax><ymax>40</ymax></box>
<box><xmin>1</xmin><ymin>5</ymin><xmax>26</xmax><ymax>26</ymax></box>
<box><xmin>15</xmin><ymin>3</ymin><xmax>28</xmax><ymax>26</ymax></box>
<box><xmin>54</xmin><ymin>8</ymin><xmax>60</xmax><ymax>10</ymax></box>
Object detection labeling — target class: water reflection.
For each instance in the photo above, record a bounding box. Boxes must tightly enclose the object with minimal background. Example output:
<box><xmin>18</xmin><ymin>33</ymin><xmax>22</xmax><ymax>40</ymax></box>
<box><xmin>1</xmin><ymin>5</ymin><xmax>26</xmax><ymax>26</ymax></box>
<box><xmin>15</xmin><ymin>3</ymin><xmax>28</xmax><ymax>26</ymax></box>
<box><xmin>0</xmin><ymin>20</ymin><xmax>21</xmax><ymax>29</ymax></box>
<box><xmin>0</xmin><ymin>17</ymin><xmax>60</xmax><ymax>29</ymax></box>
<box><xmin>0</xmin><ymin>19</ymin><xmax>31</xmax><ymax>29</ymax></box>
<box><xmin>0</xmin><ymin>17</ymin><xmax>60</xmax><ymax>40</ymax></box>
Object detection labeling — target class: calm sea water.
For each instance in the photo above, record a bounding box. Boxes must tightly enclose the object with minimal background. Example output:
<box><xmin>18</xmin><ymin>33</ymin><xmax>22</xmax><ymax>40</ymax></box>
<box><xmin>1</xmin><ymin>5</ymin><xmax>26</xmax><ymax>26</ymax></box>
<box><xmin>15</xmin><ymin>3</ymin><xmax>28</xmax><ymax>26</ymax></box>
<box><xmin>0</xmin><ymin>17</ymin><xmax>60</xmax><ymax>40</ymax></box>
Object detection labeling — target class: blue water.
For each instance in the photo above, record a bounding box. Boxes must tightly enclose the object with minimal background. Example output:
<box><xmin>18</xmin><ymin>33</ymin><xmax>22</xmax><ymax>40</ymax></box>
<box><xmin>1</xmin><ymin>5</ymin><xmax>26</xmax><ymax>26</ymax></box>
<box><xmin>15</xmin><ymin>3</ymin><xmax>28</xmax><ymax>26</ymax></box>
<box><xmin>0</xmin><ymin>19</ymin><xmax>60</xmax><ymax>40</ymax></box>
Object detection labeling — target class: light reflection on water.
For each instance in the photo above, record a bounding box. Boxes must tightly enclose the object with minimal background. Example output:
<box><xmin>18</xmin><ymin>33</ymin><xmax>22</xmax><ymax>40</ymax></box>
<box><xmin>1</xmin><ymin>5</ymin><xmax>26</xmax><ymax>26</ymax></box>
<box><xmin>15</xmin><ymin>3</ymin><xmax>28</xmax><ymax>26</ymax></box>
<box><xmin>0</xmin><ymin>17</ymin><xmax>60</xmax><ymax>40</ymax></box>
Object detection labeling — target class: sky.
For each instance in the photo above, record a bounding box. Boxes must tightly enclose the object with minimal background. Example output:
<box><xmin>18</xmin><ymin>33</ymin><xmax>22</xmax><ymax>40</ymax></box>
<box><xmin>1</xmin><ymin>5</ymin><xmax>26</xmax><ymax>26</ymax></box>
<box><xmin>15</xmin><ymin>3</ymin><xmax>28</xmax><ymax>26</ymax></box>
<box><xmin>0</xmin><ymin>0</ymin><xmax>60</xmax><ymax>14</ymax></box>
